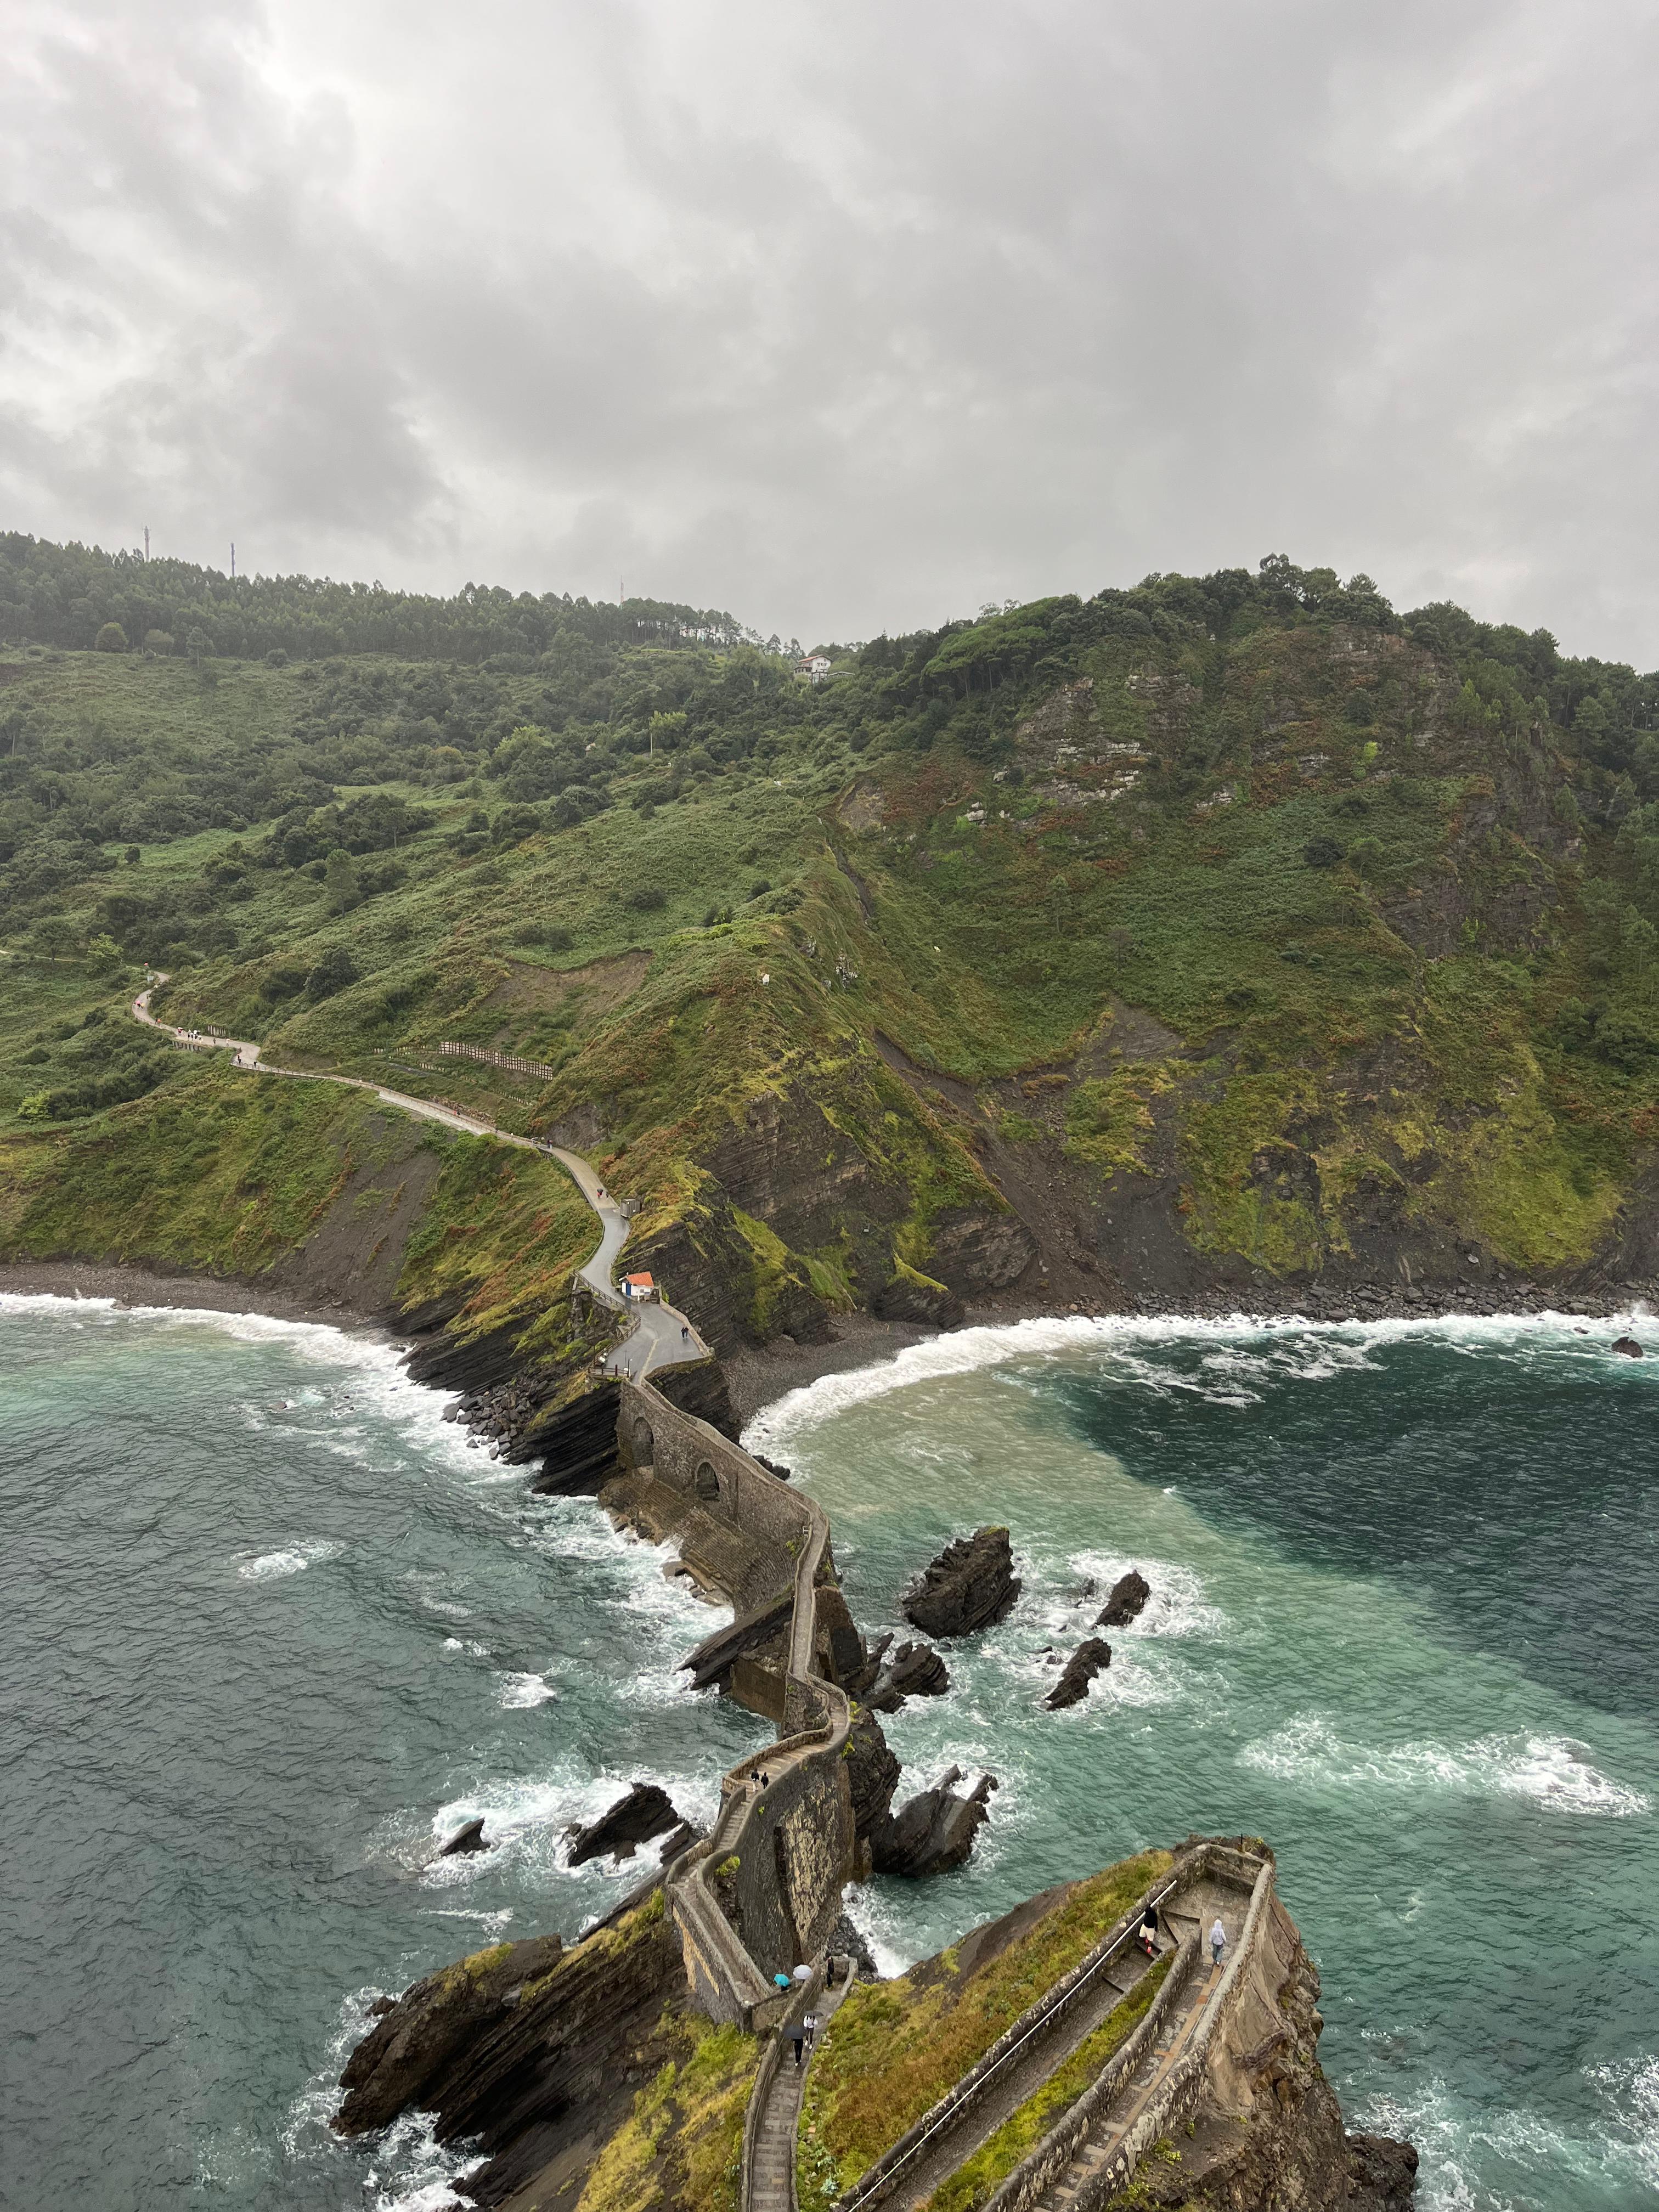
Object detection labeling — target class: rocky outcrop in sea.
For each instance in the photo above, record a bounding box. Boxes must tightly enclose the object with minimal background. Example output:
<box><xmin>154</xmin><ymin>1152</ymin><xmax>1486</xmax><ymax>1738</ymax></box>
<box><xmin>902</xmin><ymin>1526</ymin><xmax>1021</xmax><ymax>1637</ymax></box>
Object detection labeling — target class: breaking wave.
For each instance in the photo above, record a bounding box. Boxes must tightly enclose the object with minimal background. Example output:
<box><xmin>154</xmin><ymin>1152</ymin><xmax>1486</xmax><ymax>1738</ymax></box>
<box><xmin>744</xmin><ymin>1306</ymin><xmax>1658</xmax><ymax>1452</ymax></box>
<box><xmin>1239</xmin><ymin>1714</ymin><xmax>1649</xmax><ymax>1817</ymax></box>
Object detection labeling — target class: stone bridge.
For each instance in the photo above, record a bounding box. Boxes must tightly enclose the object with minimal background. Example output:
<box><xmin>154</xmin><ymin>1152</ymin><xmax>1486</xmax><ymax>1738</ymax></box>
<box><xmin>615</xmin><ymin>1375</ymin><xmax>857</xmax><ymax>2027</ymax></box>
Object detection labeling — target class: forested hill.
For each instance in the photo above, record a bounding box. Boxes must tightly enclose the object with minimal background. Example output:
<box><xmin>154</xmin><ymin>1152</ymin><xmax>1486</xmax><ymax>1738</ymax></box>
<box><xmin>4</xmin><ymin>538</ymin><xmax>1659</xmax><ymax>1371</ymax></box>
<box><xmin>0</xmin><ymin>531</ymin><xmax>767</xmax><ymax>665</ymax></box>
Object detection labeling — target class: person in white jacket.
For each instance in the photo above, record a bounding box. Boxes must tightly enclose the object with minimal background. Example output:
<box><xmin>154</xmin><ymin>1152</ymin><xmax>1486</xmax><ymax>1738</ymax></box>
<box><xmin>1210</xmin><ymin>1918</ymin><xmax>1227</xmax><ymax>1967</ymax></box>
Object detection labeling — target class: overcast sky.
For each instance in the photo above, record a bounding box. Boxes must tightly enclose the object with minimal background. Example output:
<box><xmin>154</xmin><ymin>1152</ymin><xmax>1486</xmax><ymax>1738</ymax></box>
<box><xmin>4</xmin><ymin>1</ymin><xmax>1657</xmax><ymax>659</ymax></box>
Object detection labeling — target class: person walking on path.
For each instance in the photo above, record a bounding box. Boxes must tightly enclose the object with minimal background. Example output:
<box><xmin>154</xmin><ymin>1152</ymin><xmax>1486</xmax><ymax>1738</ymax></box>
<box><xmin>1210</xmin><ymin>1917</ymin><xmax>1227</xmax><ymax>1967</ymax></box>
<box><xmin>788</xmin><ymin>2023</ymin><xmax>808</xmax><ymax>2069</ymax></box>
<box><xmin>803</xmin><ymin>2011</ymin><xmax>820</xmax><ymax>2052</ymax></box>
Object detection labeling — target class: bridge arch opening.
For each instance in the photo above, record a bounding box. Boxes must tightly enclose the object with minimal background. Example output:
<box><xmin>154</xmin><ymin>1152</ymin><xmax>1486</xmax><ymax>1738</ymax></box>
<box><xmin>630</xmin><ymin>1417</ymin><xmax>654</xmax><ymax>1469</ymax></box>
<box><xmin>694</xmin><ymin>1460</ymin><xmax>721</xmax><ymax>1505</ymax></box>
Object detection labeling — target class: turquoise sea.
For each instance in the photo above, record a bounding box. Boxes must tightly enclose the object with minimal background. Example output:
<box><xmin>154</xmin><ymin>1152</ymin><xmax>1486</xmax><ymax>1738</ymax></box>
<box><xmin>2</xmin><ymin>1294</ymin><xmax>1656</xmax><ymax>2209</ymax></box>
<box><xmin>748</xmin><ymin>1311</ymin><xmax>1659</xmax><ymax>2212</ymax></box>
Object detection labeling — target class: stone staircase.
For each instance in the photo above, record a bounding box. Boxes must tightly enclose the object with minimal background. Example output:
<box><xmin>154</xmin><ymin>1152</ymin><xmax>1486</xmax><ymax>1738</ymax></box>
<box><xmin>825</xmin><ymin>1845</ymin><xmax>1273</xmax><ymax>2212</ymax></box>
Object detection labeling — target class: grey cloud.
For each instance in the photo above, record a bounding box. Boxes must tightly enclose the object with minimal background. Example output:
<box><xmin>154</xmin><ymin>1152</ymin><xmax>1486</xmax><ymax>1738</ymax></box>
<box><xmin>5</xmin><ymin>0</ymin><xmax>1659</xmax><ymax>660</ymax></box>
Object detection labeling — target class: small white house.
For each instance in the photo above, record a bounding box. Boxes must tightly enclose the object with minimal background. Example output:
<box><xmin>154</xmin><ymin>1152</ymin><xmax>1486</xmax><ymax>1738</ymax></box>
<box><xmin>622</xmin><ymin>1271</ymin><xmax>657</xmax><ymax>1302</ymax></box>
<box><xmin>794</xmin><ymin>653</ymin><xmax>832</xmax><ymax>685</ymax></box>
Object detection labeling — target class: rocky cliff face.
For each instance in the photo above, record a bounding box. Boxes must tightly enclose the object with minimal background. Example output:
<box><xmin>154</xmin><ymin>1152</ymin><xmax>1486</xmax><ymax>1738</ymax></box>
<box><xmin>1127</xmin><ymin>1888</ymin><xmax>1418</xmax><ymax>2210</ymax></box>
<box><xmin>336</xmin><ymin>1889</ymin><xmax>696</xmax><ymax>2209</ymax></box>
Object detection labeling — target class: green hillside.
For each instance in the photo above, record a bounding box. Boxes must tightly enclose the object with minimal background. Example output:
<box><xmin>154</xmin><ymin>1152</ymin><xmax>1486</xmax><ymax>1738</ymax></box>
<box><xmin>4</xmin><ymin>535</ymin><xmax>1658</xmax><ymax>1356</ymax></box>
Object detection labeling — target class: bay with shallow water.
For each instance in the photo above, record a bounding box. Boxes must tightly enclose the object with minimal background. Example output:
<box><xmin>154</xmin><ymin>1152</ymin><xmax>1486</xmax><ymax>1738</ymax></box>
<box><xmin>3</xmin><ymin>1295</ymin><xmax>1656</xmax><ymax>2210</ymax></box>
<box><xmin>748</xmin><ymin>1310</ymin><xmax>1659</xmax><ymax>2212</ymax></box>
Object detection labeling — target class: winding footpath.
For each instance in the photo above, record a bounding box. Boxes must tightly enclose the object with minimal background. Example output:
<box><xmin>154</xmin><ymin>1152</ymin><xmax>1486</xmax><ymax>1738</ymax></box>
<box><xmin>130</xmin><ymin>980</ymin><xmax>707</xmax><ymax>1378</ymax></box>
<box><xmin>131</xmin><ymin>986</ymin><xmax>1269</xmax><ymax>2212</ymax></box>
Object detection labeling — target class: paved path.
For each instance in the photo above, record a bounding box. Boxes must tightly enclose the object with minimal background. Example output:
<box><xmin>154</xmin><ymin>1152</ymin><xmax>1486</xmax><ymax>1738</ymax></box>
<box><xmin>748</xmin><ymin>1965</ymin><xmax>858</xmax><ymax>2212</ymax></box>
<box><xmin>131</xmin><ymin>979</ymin><xmax>709</xmax><ymax>1374</ymax></box>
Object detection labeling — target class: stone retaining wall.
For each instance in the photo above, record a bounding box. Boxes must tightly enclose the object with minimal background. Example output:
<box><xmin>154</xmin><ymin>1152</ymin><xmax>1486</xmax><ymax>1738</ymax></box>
<box><xmin>621</xmin><ymin>1376</ymin><xmax>855</xmax><ymax>2028</ymax></box>
<box><xmin>1048</xmin><ymin>1850</ymin><xmax>1277</xmax><ymax>2212</ymax></box>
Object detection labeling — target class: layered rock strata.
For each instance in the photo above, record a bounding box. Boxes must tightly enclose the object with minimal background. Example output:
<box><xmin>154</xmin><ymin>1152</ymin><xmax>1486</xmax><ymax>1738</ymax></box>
<box><xmin>903</xmin><ymin>1526</ymin><xmax>1022</xmax><ymax>1637</ymax></box>
<box><xmin>1046</xmin><ymin>1637</ymin><xmax>1111</xmax><ymax>1710</ymax></box>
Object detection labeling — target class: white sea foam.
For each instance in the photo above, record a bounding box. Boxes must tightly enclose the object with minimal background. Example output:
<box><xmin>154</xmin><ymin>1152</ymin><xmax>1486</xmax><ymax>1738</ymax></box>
<box><xmin>403</xmin><ymin>1754</ymin><xmax>727</xmax><ymax>1891</ymax></box>
<box><xmin>0</xmin><ymin>1290</ymin><xmax>121</xmax><ymax>1315</ymax></box>
<box><xmin>1356</xmin><ymin>2063</ymin><xmax>1659</xmax><ymax>2210</ymax></box>
<box><xmin>1240</xmin><ymin>1713</ymin><xmax>1650</xmax><ymax>1816</ymax></box>
<box><xmin>235</xmin><ymin>1539</ymin><xmax>343</xmax><ymax>1581</ymax></box>
<box><xmin>2</xmin><ymin>1293</ymin><xmax>492</xmax><ymax>1487</ymax></box>
<box><xmin>279</xmin><ymin>1990</ymin><xmax>487</xmax><ymax>2210</ymax></box>
<box><xmin>1065</xmin><ymin>1551</ymin><xmax>1224</xmax><ymax>1642</ymax></box>
<box><xmin>839</xmin><ymin>1890</ymin><xmax>922</xmax><ymax>1978</ymax></box>
<box><xmin>744</xmin><ymin>1306</ymin><xmax>1659</xmax><ymax>1451</ymax></box>
<box><xmin>1586</xmin><ymin>2053</ymin><xmax>1659</xmax><ymax>2187</ymax></box>
<box><xmin>496</xmin><ymin>1671</ymin><xmax>559</xmax><ymax>1708</ymax></box>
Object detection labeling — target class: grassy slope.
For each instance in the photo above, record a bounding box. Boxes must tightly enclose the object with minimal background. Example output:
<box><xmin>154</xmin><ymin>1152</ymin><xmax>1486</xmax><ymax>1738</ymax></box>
<box><xmin>3</xmin><ymin>597</ymin><xmax>1657</xmax><ymax>1340</ymax></box>
<box><xmin>921</xmin><ymin>1952</ymin><xmax>1173</xmax><ymax>2212</ymax></box>
<box><xmin>0</xmin><ymin>1052</ymin><xmax>604</xmax><ymax>1357</ymax></box>
<box><xmin>795</xmin><ymin>1850</ymin><xmax>1171</xmax><ymax>2210</ymax></box>
<box><xmin>574</xmin><ymin>2012</ymin><xmax>757</xmax><ymax>2212</ymax></box>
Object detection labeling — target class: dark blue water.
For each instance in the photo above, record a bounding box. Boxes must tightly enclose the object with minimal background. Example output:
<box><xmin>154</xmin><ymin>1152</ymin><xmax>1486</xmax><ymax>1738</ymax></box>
<box><xmin>0</xmin><ymin>1295</ymin><xmax>764</xmax><ymax>2212</ymax></box>
<box><xmin>749</xmin><ymin>1310</ymin><xmax>1659</xmax><ymax>2212</ymax></box>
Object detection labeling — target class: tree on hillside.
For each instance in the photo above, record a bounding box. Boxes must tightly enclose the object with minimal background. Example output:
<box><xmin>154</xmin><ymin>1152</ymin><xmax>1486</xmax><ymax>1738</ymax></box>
<box><xmin>305</xmin><ymin>945</ymin><xmax>359</xmax><ymax>998</ymax></box>
<box><xmin>95</xmin><ymin>621</ymin><xmax>128</xmax><ymax>652</ymax></box>
<box><xmin>324</xmin><ymin>848</ymin><xmax>361</xmax><ymax>914</ymax></box>
<box><xmin>32</xmin><ymin>913</ymin><xmax>77</xmax><ymax>961</ymax></box>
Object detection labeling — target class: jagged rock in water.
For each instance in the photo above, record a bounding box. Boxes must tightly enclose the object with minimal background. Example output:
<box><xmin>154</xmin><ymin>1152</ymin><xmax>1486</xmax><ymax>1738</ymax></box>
<box><xmin>437</xmin><ymin>1816</ymin><xmax>489</xmax><ymax>1857</ymax></box>
<box><xmin>1046</xmin><ymin>1637</ymin><xmax>1111</xmax><ymax>1710</ymax></box>
<box><xmin>655</xmin><ymin>1819</ymin><xmax>701</xmax><ymax>1865</ymax></box>
<box><xmin>831</xmin><ymin>1911</ymin><xmax>882</xmax><ymax>1982</ymax></box>
<box><xmin>1094</xmin><ymin>1568</ymin><xmax>1151</xmax><ymax>1629</ymax></box>
<box><xmin>844</xmin><ymin>1703</ymin><xmax>902</xmax><ymax>1843</ymax></box>
<box><xmin>1612</xmin><ymin>1335</ymin><xmax>1644</xmax><ymax>1358</ymax></box>
<box><xmin>866</xmin><ymin>1638</ymin><xmax>950</xmax><ymax>1713</ymax></box>
<box><xmin>753</xmin><ymin>1452</ymin><xmax>793</xmax><ymax>1481</ymax></box>
<box><xmin>869</xmin><ymin>1765</ymin><xmax>997</xmax><ymax>1876</ymax></box>
<box><xmin>564</xmin><ymin>1782</ymin><xmax>680</xmax><ymax>1866</ymax></box>
<box><xmin>680</xmin><ymin>1590</ymin><xmax>794</xmax><ymax>1694</ymax></box>
<box><xmin>335</xmin><ymin>1931</ymin><xmax>564</xmax><ymax>2134</ymax></box>
<box><xmin>1345</xmin><ymin>2132</ymin><xmax>1420</xmax><ymax>2209</ymax></box>
<box><xmin>902</xmin><ymin>1526</ymin><xmax>1020</xmax><ymax>1638</ymax></box>
<box><xmin>843</xmin><ymin>1627</ymin><xmax>893</xmax><ymax>1699</ymax></box>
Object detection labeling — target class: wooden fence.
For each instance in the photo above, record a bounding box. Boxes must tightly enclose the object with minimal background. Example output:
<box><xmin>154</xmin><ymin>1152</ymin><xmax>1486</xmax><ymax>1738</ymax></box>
<box><xmin>438</xmin><ymin>1040</ymin><xmax>560</xmax><ymax>1081</ymax></box>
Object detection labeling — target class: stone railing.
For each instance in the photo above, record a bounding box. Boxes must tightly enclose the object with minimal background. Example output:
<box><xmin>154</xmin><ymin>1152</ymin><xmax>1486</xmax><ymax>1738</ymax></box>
<box><xmin>833</xmin><ymin>1841</ymin><xmax>1270</xmax><ymax>2212</ymax></box>
<box><xmin>977</xmin><ymin>1846</ymin><xmax>1276</xmax><ymax>2212</ymax></box>
<box><xmin>620</xmin><ymin>1374</ymin><xmax>856</xmax><ymax>2027</ymax></box>
<box><xmin>1070</xmin><ymin>1850</ymin><xmax>1277</xmax><ymax>2212</ymax></box>
<box><xmin>742</xmin><ymin>1957</ymin><xmax>827</xmax><ymax>2208</ymax></box>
